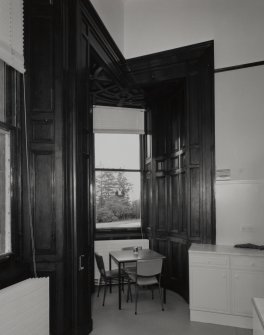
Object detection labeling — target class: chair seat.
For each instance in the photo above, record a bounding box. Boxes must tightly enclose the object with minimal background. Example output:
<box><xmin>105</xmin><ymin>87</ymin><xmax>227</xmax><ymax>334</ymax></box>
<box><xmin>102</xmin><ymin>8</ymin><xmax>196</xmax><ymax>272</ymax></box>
<box><xmin>124</xmin><ymin>266</ymin><xmax>137</xmax><ymax>274</ymax></box>
<box><xmin>129</xmin><ymin>273</ymin><xmax>158</xmax><ymax>286</ymax></box>
<box><xmin>105</xmin><ymin>268</ymin><xmax>127</xmax><ymax>279</ymax></box>
<box><xmin>125</xmin><ymin>261</ymin><xmax>136</xmax><ymax>268</ymax></box>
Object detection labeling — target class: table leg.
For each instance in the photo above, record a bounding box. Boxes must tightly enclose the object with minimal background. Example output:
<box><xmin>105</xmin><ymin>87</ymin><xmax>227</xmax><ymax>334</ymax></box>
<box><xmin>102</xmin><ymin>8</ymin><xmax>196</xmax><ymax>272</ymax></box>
<box><xmin>109</xmin><ymin>254</ymin><xmax>112</xmax><ymax>293</ymax></box>
<box><xmin>163</xmin><ymin>287</ymin><xmax>166</xmax><ymax>304</ymax></box>
<box><xmin>118</xmin><ymin>263</ymin><xmax>121</xmax><ymax>310</ymax></box>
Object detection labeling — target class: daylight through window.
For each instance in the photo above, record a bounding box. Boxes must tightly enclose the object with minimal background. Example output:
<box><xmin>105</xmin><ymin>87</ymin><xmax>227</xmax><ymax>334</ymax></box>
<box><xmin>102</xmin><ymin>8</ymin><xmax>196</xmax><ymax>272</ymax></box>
<box><xmin>0</xmin><ymin>128</ymin><xmax>11</xmax><ymax>255</ymax></box>
<box><xmin>95</xmin><ymin>134</ymin><xmax>141</xmax><ymax>230</ymax></box>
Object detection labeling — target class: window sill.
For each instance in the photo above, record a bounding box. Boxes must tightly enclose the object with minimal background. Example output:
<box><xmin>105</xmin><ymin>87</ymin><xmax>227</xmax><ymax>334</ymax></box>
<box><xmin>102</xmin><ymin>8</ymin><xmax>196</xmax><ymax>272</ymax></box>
<box><xmin>0</xmin><ymin>252</ymin><xmax>12</xmax><ymax>263</ymax></box>
<box><xmin>0</xmin><ymin>257</ymin><xmax>30</xmax><ymax>290</ymax></box>
<box><xmin>95</xmin><ymin>227</ymin><xmax>143</xmax><ymax>241</ymax></box>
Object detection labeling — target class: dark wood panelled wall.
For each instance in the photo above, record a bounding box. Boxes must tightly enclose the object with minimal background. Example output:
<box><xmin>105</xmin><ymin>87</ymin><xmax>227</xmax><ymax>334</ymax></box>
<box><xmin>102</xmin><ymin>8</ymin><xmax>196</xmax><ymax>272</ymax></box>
<box><xmin>23</xmin><ymin>0</ymin><xmax>215</xmax><ymax>334</ymax></box>
<box><xmin>24</xmin><ymin>1</ymin><xmax>66</xmax><ymax>333</ymax></box>
<box><xmin>24</xmin><ymin>0</ymin><xmax>136</xmax><ymax>334</ymax></box>
<box><xmin>128</xmin><ymin>43</ymin><xmax>215</xmax><ymax>300</ymax></box>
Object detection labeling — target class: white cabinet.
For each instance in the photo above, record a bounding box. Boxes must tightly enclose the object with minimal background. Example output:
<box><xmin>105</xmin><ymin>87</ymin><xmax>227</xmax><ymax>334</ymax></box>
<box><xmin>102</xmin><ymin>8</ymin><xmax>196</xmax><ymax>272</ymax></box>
<box><xmin>189</xmin><ymin>244</ymin><xmax>264</xmax><ymax>329</ymax></box>
<box><xmin>232</xmin><ymin>270</ymin><xmax>264</xmax><ymax>316</ymax></box>
<box><xmin>190</xmin><ymin>267</ymin><xmax>229</xmax><ymax>313</ymax></box>
<box><xmin>253</xmin><ymin>298</ymin><xmax>264</xmax><ymax>335</ymax></box>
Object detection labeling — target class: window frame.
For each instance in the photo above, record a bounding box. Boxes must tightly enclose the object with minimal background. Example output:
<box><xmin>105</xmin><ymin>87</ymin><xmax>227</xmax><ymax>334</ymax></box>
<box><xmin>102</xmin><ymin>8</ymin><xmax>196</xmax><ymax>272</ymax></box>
<box><xmin>94</xmin><ymin>134</ymin><xmax>145</xmax><ymax>241</ymax></box>
<box><xmin>0</xmin><ymin>61</ymin><xmax>29</xmax><ymax>288</ymax></box>
<box><xmin>0</xmin><ymin>126</ymin><xmax>12</xmax><ymax>256</ymax></box>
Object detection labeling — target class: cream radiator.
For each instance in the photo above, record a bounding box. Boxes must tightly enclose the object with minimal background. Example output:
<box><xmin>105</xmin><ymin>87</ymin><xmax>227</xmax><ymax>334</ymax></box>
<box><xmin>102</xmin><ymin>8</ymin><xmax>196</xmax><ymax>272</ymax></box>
<box><xmin>0</xmin><ymin>277</ymin><xmax>49</xmax><ymax>335</ymax></box>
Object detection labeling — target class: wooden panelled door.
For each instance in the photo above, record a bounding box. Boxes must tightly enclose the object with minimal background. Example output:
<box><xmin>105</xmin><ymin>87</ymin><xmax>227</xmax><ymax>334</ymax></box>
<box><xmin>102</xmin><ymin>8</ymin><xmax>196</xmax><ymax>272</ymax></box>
<box><xmin>140</xmin><ymin>43</ymin><xmax>215</xmax><ymax>301</ymax></box>
<box><xmin>147</xmin><ymin>83</ymin><xmax>191</xmax><ymax>300</ymax></box>
<box><xmin>71</xmin><ymin>9</ymin><xmax>94</xmax><ymax>334</ymax></box>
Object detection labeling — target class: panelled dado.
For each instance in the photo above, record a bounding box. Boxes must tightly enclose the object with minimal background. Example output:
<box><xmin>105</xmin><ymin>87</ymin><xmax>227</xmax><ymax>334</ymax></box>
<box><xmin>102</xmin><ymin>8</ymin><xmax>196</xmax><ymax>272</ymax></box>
<box><xmin>25</xmin><ymin>0</ymin><xmax>65</xmax><ymax>333</ymax></box>
<box><xmin>189</xmin><ymin>244</ymin><xmax>264</xmax><ymax>329</ymax></box>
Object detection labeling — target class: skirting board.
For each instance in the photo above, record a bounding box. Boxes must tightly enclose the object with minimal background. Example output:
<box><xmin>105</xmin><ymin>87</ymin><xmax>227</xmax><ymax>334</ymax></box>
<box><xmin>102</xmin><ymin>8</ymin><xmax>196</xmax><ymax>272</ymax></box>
<box><xmin>190</xmin><ymin>310</ymin><xmax>252</xmax><ymax>329</ymax></box>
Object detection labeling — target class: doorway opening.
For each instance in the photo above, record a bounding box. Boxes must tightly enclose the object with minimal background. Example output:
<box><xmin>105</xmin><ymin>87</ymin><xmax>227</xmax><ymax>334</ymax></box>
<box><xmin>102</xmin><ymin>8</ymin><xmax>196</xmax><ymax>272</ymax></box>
<box><xmin>87</xmin><ymin>41</ymin><xmax>215</xmax><ymax>331</ymax></box>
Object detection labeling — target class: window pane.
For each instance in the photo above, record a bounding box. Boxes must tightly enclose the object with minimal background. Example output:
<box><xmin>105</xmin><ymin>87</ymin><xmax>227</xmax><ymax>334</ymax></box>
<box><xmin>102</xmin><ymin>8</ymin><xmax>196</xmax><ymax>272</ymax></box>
<box><xmin>95</xmin><ymin>171</ymin><xmax>140</xmax><ymax>229</ymax></box>
<box><xmin>0</xmin><ymin>129</ymin><xmax>11</xmax><ymax>255</ymax></box>
<box><xmin>95</xmin><ymin>134</ymin><xmax>140</xmax><ymax>169</ymax></box>
<box><xmin>0</xmin><ymin>60</ymin><xmax>5</xmax><ymax>123</ymax></box>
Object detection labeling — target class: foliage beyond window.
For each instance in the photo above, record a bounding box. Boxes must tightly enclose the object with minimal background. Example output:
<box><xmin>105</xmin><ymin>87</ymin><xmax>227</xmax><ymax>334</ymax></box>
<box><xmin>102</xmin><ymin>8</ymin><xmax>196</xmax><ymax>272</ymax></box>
<box><xmin>96</xmin><ymin>171</ymin><xmax>140</xmax><ymax>223</ymax></box>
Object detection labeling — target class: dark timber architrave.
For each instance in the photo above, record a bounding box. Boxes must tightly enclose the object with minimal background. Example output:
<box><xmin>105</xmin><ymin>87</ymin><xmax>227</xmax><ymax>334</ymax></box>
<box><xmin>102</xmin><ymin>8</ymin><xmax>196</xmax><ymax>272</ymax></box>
<box><xmin>127</xmin><ymin>40</ymin><xmax>216</xmax><ymax>242</ymax></box>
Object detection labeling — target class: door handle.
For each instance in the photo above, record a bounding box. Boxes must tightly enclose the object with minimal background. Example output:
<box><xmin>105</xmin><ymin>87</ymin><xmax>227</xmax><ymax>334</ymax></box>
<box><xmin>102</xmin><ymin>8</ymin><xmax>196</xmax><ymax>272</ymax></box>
<box><xmin>79</xmin><ymin>254</ymin><xmax>85</xmax><ymax>271</ymax></box>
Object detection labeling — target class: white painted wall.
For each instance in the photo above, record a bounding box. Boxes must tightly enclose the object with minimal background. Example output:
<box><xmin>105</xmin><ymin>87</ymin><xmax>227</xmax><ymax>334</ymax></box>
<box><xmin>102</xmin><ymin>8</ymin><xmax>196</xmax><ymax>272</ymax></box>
<box><xmin>215</xmin><ymin>66</ymin><xmax>264</xmax><ymax>245</ymax></box>
<box><xmin>90</xmin><ymin>0</ymin><xmax>124</xmax><ymax>52</ymax></box>
<box><xmin>215</xmin><ymin>66</ymin><xmax>264</xmax><ymax>182</ymax></box>
<box><xmin>124</xmin><ymin>0</ymin><xmax>264</xmax><ymax>69</ymax></box>
<box><xmin>123</xmin><ymin>0</ymin><xmax>264</xmax><ymax>245</ymax></box>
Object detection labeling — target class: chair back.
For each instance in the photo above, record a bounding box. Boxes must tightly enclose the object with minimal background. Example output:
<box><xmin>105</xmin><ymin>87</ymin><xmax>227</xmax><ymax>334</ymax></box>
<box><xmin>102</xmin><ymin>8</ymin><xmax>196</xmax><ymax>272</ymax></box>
<box><xmin>95</xmin><ymin>253</ymin><xmax>106</xmax><ymax>277</ymax></box>
<box><xmin>137</xmin><ymin>258</ymin><xmax>163</xmax><ymax>277</ymax></box>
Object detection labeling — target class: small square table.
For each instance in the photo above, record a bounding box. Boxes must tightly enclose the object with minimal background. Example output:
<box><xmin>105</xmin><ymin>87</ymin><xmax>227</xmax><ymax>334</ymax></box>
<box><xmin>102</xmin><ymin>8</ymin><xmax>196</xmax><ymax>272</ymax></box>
<box><xmin>109</xmin><ymin>249</ymin><xmax>166</xmax><ymax>309</ymax></box>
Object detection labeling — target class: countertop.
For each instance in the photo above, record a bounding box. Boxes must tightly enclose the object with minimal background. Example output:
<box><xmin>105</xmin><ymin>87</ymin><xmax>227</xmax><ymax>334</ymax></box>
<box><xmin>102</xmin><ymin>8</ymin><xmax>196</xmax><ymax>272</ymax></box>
<box><xmin>253</xmin><ymin>298</ymin><xmax>264</xmax><ymax>329</ymax></box>
<box><xmin>189</xmin><ymin>243</ymin><xmax>264</xmax><ymax>257</ymax></box>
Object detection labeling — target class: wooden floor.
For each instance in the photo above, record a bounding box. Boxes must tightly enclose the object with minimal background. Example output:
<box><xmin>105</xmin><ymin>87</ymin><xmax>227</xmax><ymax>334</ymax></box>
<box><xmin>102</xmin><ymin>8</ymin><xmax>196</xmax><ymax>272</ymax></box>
<box><xmin>91</xmin><ymin>286</ymin><xmax>252</xmax><ymax>335</ymax></box>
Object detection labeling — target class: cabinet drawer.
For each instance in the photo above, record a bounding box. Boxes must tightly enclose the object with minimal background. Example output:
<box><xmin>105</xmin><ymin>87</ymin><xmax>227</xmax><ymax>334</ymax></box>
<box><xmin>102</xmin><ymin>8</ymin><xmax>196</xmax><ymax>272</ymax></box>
<box><xmin>230</xmin><ymin>256</ymin><xmax>264</xmax><ymax>270</ymax></box>
<box><xmin>189</xmin><ymin>254</ymin><xmax>228</xmax><ymax>267</ymax></box>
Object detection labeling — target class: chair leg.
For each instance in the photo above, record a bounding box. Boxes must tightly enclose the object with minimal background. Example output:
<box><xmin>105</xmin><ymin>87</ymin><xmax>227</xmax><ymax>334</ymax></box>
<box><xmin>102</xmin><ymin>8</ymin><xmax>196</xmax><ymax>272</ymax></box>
<box><xmin>127</xmin><ymin>279</ymin><xmax>129</xmax><ymax>302</ymax></box>
<box><xmin>127</xmin><ymin>279</ymin><xmax>133</xmax><ymax>303</ymax></box>
<box><xmin>109</xmin><ymin>278</ymin><xmax>112</xmax><ymax>293</ymax></box>
<box><xmin>103</xmin><ymin>281</ymin><xmax>108</xmax><ymax>306</ymax></box>
<box><xmin>135</xmin><ymin>285</ymin><xmax>138</xmax><ymax>315</ymax></box>
<box><xmin>97</xmin><ymin>276</ymin><xmax>102</xmax><ymax>297</ymax></box>
<box><xmin>122</xmin><ymin>277</ymin><xmax>124</xmax><ymax>292</ymax></box>
<box><xmin>151</xmin><ymin>286</ymin><xmax>154</xmax><ymax>300</ymax></box>
<box><xmin>129</xmin><ymin>282</ymin><xmax>133</xmax><ymax>302</ymax></box>
<box><xmin>158</xmin><ymin>282</ymin><xmax>164</xmax><ymax>311</ymax></box>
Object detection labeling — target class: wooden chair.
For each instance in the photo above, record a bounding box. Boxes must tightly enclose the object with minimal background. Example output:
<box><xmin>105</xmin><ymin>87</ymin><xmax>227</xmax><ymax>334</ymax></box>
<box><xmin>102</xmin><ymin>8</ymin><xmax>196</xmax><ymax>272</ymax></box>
<box><xmin>127</xmin><ymin>258</ymin><xmax>164</xmax><ymax>314</ymax></box>
<box><xmin>95</xmin><ymin>253</ymin><xmax>128</xmax><ymax>306</ymax></box>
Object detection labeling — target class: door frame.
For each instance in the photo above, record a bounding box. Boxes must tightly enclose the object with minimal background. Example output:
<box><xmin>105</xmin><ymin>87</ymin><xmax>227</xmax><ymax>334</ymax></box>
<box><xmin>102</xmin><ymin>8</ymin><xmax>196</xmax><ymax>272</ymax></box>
<box><xmin>127</xmin><ymin>41</ymin><xmax>215</xmax><ymax>301</ymax></box>
<box><xmin>127</xmin><ymin>41</ymin><xmax>216</xmax><ymax>244</ymax></box>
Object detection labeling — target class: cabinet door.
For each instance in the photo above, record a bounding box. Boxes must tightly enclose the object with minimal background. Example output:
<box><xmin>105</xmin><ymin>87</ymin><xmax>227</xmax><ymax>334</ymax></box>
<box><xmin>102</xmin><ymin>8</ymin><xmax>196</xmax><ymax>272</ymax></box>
<box><xmin>190</xmin><ymin>267</ymin><xmax>230</xmax><ymax>313</ymax></box>
<box><xmin>232</xmin><ymin>270</ymin><xmax>264</xmax><ymax>316</ymax></box>
<box><xmin>253</xmin><ymin>307</ymin><xmax>264</xmax><ymax>335</ymax></box>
